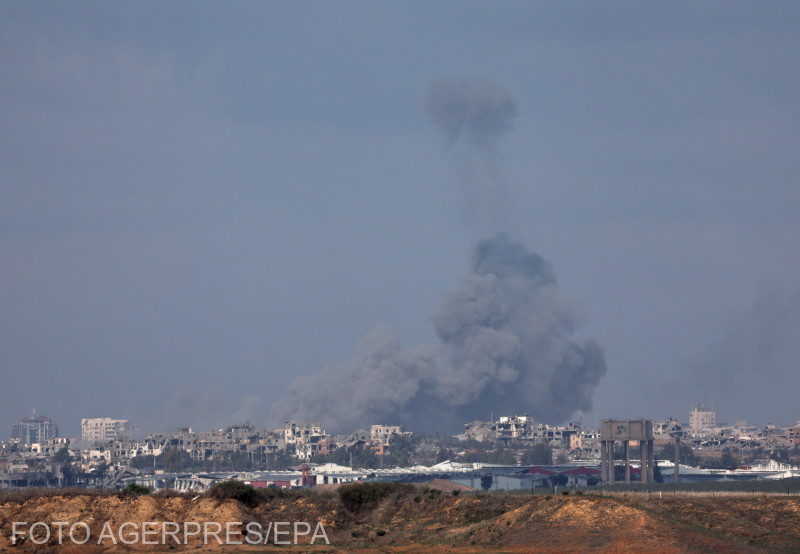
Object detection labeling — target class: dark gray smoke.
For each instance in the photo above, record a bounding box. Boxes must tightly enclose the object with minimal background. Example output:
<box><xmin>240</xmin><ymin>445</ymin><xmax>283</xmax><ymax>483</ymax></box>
<box><xmin>425</xmin><ymin>76</ymin><xmax>518</xmax><ymax>149</ymax></box>
<box><xmin>272</xmin><ymin>78</ymin><xmax>606</xmax><ymax>432</ymax></box>
<box><xmin>425</xmin><ymin>76</ymin><xmax>518</xmax><ymax>233</ymax></box>
<box><xmin>431</xmin><ymin>233</ymin><xmax>606</xmax><ymax>423</ymax></box>
<box><xmin>271</xmin><ymin>233</ymin><xmax>606</xmax><ymax>432</ymax></box>
<box><xmin>271</xmin><ymin>325</ymin><xmax>438</xmax><ymax>433</ymax></box>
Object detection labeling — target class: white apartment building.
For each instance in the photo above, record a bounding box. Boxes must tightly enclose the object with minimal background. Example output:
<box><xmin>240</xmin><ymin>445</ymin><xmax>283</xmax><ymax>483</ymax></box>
<box><xmin>81</xmin><ymin>418</ymin><xmax>129</xmax><ymax>442</ymax></box>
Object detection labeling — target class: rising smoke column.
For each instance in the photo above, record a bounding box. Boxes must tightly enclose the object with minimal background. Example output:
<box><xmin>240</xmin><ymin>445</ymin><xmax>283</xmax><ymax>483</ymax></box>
<box><xmin>424</xmin><ymin>76</ymin><xmax>518</xmax><ymax>233</ymax></box>
<box><xmin>431</xmin><ymin>232</ymin><xmax>606</xmax><ymax>424</ymax></box>
<box><xmin>271</xmin><ymin>77</ymin><xmax>607</xmax><ymax>432</ymax></box>
<box><xmin>271</xmin><ymin>233</ymin><xmax>606</xmax><ymax>432</ymax></box>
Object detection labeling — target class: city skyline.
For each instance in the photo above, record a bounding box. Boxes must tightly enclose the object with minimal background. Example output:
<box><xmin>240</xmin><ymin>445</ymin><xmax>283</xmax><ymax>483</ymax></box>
<box><xmin>2</xmin><ymin>3</ymin><xmax>800</xmax><ymax>435</ymax></box>
<box><xmin>7</xmin><ymin>403</ymin><xmax>800</xmax><ymax>442</ymax></box>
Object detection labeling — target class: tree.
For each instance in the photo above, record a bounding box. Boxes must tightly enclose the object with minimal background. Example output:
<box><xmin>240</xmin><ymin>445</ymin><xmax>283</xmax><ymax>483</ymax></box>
<box><xmin>653</xmin><ymin>461</ymin><xmax>663</xmax><ymax>483</ymax></box>
<box><xmin>521</xmin><ymin>443</ymin><xmax>553</xmax><ymax>466</ymax></box>
<box><xmin>770</xmin><ymin>448</ymin><xmax>791</xmax><ymax>463</ymax></box>
<box><xmin>120</xmin><ymin>483</ymin><xmax>151</xmax><ymax>497</ymax></box>
<box><xmin>436</xmin><ymin>447</ymin><xmax>454</xmax><ymax>463</ymax></box>
<box><xmin>130</xmin><ymin>455</ymin><xmax>156</xmax><ymax>470</ymax></box>
<box><xmin>491</xmin><ymin>448</ymin><xmax>517</xmax><ymax>465</ymax></box>
<box><xmin>719</xmin><ymin>449</ymin><xmax>740</xmax><ymax>470</ymax></box>
<box><xmin>385</xmin><ymin>434</ymin><xmax>415</xmax><ymax>467</ymax></box>
<box><xmin>207</xmin><ymin>481</ymin><xmax>258</xmax><ymax>507</ymax></box>
<box><xmin>95</xmin><ymin>461</ymin><xmax>108</xmax><ymax>478</ymax></box>
<box><xmin>52</xmin><ymin>446</ymin><xmax>71</xmax><ymax>465</ymax></box>
<box><xmin>270</xmin><ymin>445</ymin><xmax>302</xmax><ymax>470</ymax></box>
<box><xmin>159</xmin><ymin>448</ymin><xmax>194</xmax><ymax>472</ymax></box>
<box><xmin>229</xmin><ymin>451</ymin><xmax>253</xmax><ymax>472</ymax></box>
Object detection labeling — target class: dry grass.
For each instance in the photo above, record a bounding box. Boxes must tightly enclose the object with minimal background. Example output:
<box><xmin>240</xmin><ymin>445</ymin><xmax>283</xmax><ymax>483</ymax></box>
<box><xmin>2</xmin><ymin>486</ymin><xmax>800</xmax><ymax>551</ymax></box>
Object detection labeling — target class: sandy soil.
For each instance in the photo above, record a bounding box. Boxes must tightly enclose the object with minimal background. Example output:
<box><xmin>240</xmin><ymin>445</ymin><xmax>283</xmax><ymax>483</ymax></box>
<box><xmin>2</xmin><ymin>490</ymin><xmax>800</xmax><ymax>552</ymax></box>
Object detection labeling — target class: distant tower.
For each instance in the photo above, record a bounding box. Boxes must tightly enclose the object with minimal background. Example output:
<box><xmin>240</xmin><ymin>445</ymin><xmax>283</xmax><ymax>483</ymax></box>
<box><xmin>11</xmin><ymin>411</ymin><xmax>59</xmax><ymax>444</ymax></box>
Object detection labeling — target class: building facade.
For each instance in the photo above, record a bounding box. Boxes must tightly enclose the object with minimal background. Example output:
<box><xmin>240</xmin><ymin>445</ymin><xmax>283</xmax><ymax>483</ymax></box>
<box><xmin>11</xmin><ymin>414</ymin><xmax>58</xmax><ymax>445</ymax></box>
<box><xmin>81</xmin><ymin>418</ymin><xmax>129</xmax><ymax>442</ymax></box>
<box><xmin>689</xmin><ymin>405</ymin><xmax>717</xmax><ymax>433</ymax></box>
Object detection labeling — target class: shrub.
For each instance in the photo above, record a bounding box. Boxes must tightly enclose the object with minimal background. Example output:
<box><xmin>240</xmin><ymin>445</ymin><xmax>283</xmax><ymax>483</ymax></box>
<box><xmin>206</xmin><ymin>480</ymin><xmax>258</xmax><ymax>507</ymax></box>
<box><xmin>153</xmin><ymin>489</ymin><xmax>192</xmax><ymax>499</ymax></box>
<box><xmin>254</xmin><ymin>486</ymin><xmax>289</xmax><ymax>502</ymax></box>
<box><xmin>120</xmin><ymin>483</ymin><xmax>151</xmax><ymax>497</ymax></box>
<box><xmin>337</xmin><ymin>482</ymin><xmax>414</xmax><ymax>513</ymax></box>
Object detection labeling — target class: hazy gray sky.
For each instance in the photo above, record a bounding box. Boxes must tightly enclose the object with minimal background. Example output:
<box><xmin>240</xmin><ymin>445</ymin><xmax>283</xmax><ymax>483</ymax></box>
<box><xmin>2</xmin><ymin>2</ymin><xmax>799</xmax><ymax>436</ymax></box>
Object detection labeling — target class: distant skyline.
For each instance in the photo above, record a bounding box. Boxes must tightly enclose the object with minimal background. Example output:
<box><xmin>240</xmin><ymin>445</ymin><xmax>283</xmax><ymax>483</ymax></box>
<box><xmin>2</xmin><ymin>3</ymin><xmax>800</xmax><ymax>436</ymax></box>
<box><xmin>6</xmin><ymin>403</ymin><xmax>798</xmax><ymax>441</ymax></box>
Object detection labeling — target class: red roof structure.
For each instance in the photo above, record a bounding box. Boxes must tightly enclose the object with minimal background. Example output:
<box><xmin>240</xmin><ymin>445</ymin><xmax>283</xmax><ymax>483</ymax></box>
<box><xmin>560</xmin><ymin>466</ymin><xmax>601</xmax><ymax>476</ymax></box>
<box><xmin>526</xmin><ymin>466</ymin><xmax>555</xmax><ymax>475</ymax></box>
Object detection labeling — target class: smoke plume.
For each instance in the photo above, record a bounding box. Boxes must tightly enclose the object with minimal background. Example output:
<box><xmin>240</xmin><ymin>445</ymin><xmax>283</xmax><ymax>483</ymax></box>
<box><xmin>425</xmin><ymin>76</ymin><xmax>518</xmax><ymax>233</ymax></box>
<box><xmin>425</xmin><ymin>76</ymin><xmax>518</xmax><ymax>149</ymax></box>
<box><xmin>271</xmin><ymin>233</ymin><xmax>606</xmax><ymax>432</ymax></box>
<box><xmin>272</xmin><ymin>325</ymin><xmax>438</xmax><ymax>433</ymax></box>
<box><xmin>271</xmin><ymin>77</ymin><xmax>607</xmax><ymax>432</ymax></box>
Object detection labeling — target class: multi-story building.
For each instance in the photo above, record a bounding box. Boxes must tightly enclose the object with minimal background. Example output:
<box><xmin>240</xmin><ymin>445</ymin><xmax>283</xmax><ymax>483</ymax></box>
<box><xmin>283</xmin><ymin>421</ymin><xmax>325</xmax><ymax>445</ymax></box>
<box><xmin>283</xmin><ymin>421</ymin><xmax>330</xmax><ymax>460</ymax></box>
<box><xmin>369</xmin><ymin>425</ymin><xmax>410</xmax><ymax>456</ymax></box>
<box><xmin>494</xmin><ymin>415</ymin><xmax>535</xmax><ymax>443</ymax></box>
<box><xmin>11</xmin><ymin>413</ymin><xmax>59</xmax><ymax>445</ymax></box>
<box><xmin>81</xmin><ymin>418</ymin><xmax>129</xmax><ymax>442</ymax></box>
<box><xmin>689</xmin><ymin>405</ymin><xmax>717</xmax><ymax>434</ymax></box>
<box><xmin>370</xmin><ymin>425</ymin><xmax>408</xmax><ymax>446</ymax></box>
<box><xmin>463</xmin><ymin>416</ymin><xmax>583</xmax><ymax>449</ymax></box>
<box><xmin>788</xmin><ymin>424</ymin><xmax>800</xmax><ymax>446</ymax></box>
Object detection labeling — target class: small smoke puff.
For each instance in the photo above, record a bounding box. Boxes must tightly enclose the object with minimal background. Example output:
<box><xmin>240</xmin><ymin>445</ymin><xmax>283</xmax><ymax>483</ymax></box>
<box><xmin>425</xmin><ymin>76</ymin><xmax>518</xmax><ymax>149</ymax></box>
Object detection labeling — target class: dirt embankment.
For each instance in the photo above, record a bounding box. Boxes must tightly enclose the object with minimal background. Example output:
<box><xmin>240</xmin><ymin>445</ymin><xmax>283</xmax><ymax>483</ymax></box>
<box><xmin>2</xmin><ymin>490</ymin><xmax>800</xmax><ymax>552</ymax></box>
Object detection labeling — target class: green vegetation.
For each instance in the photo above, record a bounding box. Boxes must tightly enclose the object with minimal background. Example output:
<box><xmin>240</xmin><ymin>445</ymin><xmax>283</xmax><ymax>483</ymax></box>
<box><xmin>52</xmin><ymin>446</ymin><xmax>71</xmax><ymax>465</ymax></box>
<box><xmin>119</xmin><ymin>483</ymin><xmax>151</xmax><ymax>497</ymax></box>
<box><xmin>337</xmin><ymin>481</ymin><xmax>415</xmax><ymax>512</ymax></box>
<box><xmin>520</xmin><ymin>443</ymin><xmax>553</xmax><ymax>466</ymax></box>
<box><xmin>128</xmin><ymin>446</ymin><xmax>303</xmax><ymax>473</ymax></box>
<box><xmin>312</xmin><ymin>435</ymin><xmax>418</xmax><ymax>469</ymax></box>
<box><xmin>206</xmin><ymin>480</ymin><xmax>259</xmax><ymax>507</ymax></box>
<box><xmin>462</xmin><ymin>447</ymin><xmax>517</xmax><ymax>465</ymax></box>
